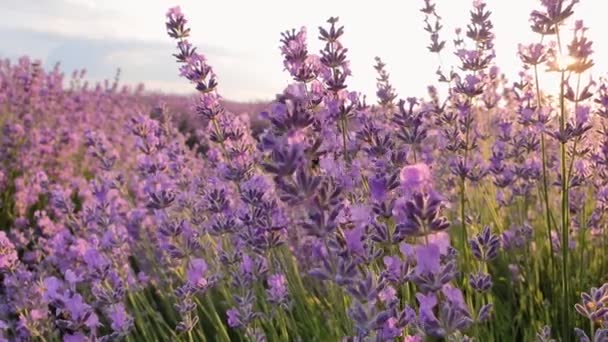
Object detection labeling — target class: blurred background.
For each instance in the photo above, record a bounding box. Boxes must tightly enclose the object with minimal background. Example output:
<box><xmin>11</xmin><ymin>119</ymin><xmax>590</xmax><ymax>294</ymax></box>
<box><xmin>1</xmin><ymin>0</ymin><xmax>606</xmax><ymax>102</ymax></box>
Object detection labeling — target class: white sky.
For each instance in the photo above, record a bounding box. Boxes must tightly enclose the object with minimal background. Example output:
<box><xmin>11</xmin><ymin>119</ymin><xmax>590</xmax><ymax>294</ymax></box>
<box><xmin>1</xmin><ymin>0</ymin><xmax>606</xmax><ymax>101</ymax></box>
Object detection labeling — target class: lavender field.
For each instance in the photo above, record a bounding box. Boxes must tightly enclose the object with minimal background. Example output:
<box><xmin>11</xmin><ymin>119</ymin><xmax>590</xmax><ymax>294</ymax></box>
<box><xmin>2</xmin><ymin>0</ymin><xmax>608</xmax><ymax>341</ymax></box>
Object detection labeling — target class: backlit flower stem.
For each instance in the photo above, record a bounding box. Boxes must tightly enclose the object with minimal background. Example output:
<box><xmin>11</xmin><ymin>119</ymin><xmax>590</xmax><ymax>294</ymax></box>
<box><xmin>559</xmin><ymin>67</ymin><xmax>571</xmax><ymax>342</ymax></box>
<box><xmin>553</xmin><ymin>21</ymin><xmax>572</xmax><ymax>340</ymax></box>
<box><xmin>533</xmin><ymin>58</ymin><xmax>556</xmax><ymax>278</ymax></box>
<box><xmin>566</xmin><ymin>73</ymin><xmax>582</xmax><ymax>180</ymax></box>
<box><xmin>460</xmin><ymin>97</ymin><xmax>473</xmax><ymax>270</ymax></box>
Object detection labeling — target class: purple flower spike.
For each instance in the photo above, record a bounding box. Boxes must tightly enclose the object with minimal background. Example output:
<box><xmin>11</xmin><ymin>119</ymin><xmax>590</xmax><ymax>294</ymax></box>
<box><xmin>575</xmin><ymin>283</ymin><xmax>608</xmax><ymax>324</ymax></box>
<box><xmin>106</xmin><ymin>303</ymin><xmax>133</xmax><ymax>337</ymax></box>
<box><xmin>165</xmin><ymin>6</ymin><xmax>190</xmax><ymax>39</ymax></box>
<box><xmin>0</xmin><ymin>232</ymin><xmax>18</xmax><ymax>273</ymax></box>
<box><xmin>411</xmin><ymin>242</ymin><xmax>457</xmax><ymax>292</ymax></box>
<box><xmin>469</xmin><ymin>226</ymin><xmax>500</xmax><ymax>262</ymax></box>
<box><xmin>469</xmin><ymin>272</ymin><xmax>493</xmax><ymax>293</ymax></box>
<box><xmin>394</xmin><ymin>191</ymin><xmax>450</xmax><ymax>240</ymax></box>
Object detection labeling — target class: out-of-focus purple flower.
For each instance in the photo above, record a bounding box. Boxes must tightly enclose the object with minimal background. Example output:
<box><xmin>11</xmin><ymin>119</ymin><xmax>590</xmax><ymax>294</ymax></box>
<box><xmin>376</xmin><ymin>316</ymin><xmax>401</xmax><ymax>341</ymax></box>
<box><xmin>369</xmin><ymin>175</ymin><xmax>388</xmax><ymax>202</ymax></box>
<box><xmin>502</xmin><ymin>223</ymin><xmax>533</xmax><ymax>250</ymax></box>
<box><xmin>400</xmin><ymin>163</ymin><xmax>432</xmax><ymax>193</ymax></box>
<box><xmin>567</xmin><ymin>20</ymin><xmax>594</xmax><ymax>74</ymax></box>
<box><xmin>508</xmin><ymin>264</ymin><xmax>523</xmax><ymax>283</ymax></box>
<box><xmin>83</xmin><ymin>248</ymin><xmax>110</xmax><ymax>279</ymax></box>
<box><xmin>344</xmin><ymin>225</ymin><xmax>365</xmax><ymax>256</ymax></box>
<box><xmin>574</xmin><ymin>327</ymin><xmax>608</xmax><ymax>342</ymax></box>
<box><xmin>477</xmin><ymin>303</ymin><xmax>493</xmax><ymax>323</ymax></box>
<box><xmin>64</xmin><ymin>293</ymin><xmax>100</xmax><ymax>330</ymax></box>
<box><xmin>0</xmin><ymin>320</ymin><xmax>8</xmax><ymax>340</ymax></box>
<box><xmin>403</xmin><ymin>335</ymin><xmax>423</xmax><ymax>342</ymax></box>
<box><xmin>42</xmin><ymin>276</ymin><xmax>64</xmax><ymax>302</ymax></box>
<box><xmin>427</xmin><ymin>232</ymin><xmax>451</xmax><ymax>255</ymax></box>
<box><xmin>63</xmin><ymin>333</ymin><xmax>87</xmax><ymax>342</ymax></box>
<box><xmin>267</xmin><ymin>273</ymin><xmax>289</xmax><ymax>305</ymax></box>
<box><xmin>378</xmin><ymin>286</ymin><xmax>397</xmax><ymax>305</ymax></box>
<box><xmin>536</xmin><ymin>325</ymin><xmax>554</xmax><ymax>342</ymax></box>
<box><xmin>227</xmin><ymin>308</ymin><xmax>241</xmax><ymax>328</ymax></box>
<box><xmin>64</xmin><ymin>269</ymin><xmax>83</xmax><ymax>289</ymax></box>
<box><xmin>106</xmin><ymin>303</ymin><xmax>133</xmax><ymax>336</ymax></box>
<box><xmin>349</xmin><ymin>204</ymin><xmax>372</xmax><ymax>230</ymax></box>
<box><xmin>0</xmin><ymin>232</ymin><xmax>18</xmax><ymax>273</ymax></box>
<box><xmin>411</xmin><ymin>241</ymin><xmax>457</xmax><ymax>293</ymax></box>
<box><xmin>442</xmin><ymin>284</ymin><xmax>468</xmax><ymax>312</ymax></box>
<box><xmin>530</xmin><ymin>0</ymin><xmax>579</xmax><ymax>35</ymax></box>
<box><xmin>382</xmin><ymin>256</ymin><xmax>409</xmax><ymax>284</ymax></box>
<box><xmin>519</xmin><ymin>43</ymin><xmax>548</xmax><ymax>66</ymax></box>
<box><xmin>550</xmin><ymin>230</ymin><xmax>576</xmax><ymax>252</ymax></box>
<box><xmin>416</xmin><ymin>292</ymin><xmax>441</xmax><ymax>335</ymax></box>
<box><xmin>186</xmin><ymin>258</ymin><xmax>209</xmax><ymax>290</ymax></box>
<box><xmin>415</xmin><ymin>243</ymin><xmax>441</xmax><ymax>275</ymax></box>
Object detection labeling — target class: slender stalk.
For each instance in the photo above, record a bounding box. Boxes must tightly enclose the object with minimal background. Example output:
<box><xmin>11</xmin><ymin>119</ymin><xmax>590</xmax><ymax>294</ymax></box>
<box><xmin>188</xmin><ymin>329</ymin><xmax>194</xmax><ymax>342</ymax></box>
<box><xmin>554</xmin><ymin>22</ymin><xmax>572</xmax><ymax>340</ymax></box>
<box><xmin>533</xmin><ymin>62</ymin><xmax>555</xmax><ymax>277</ymax></box>
<box><xmin>460</xmin><ymin>97</ymin><xmax>473</xmax><ymax>270</ymax></box>
<box><xmin>460</xmin><ymin>178</ymin><xmax>468</xmax><ymax>262</ymax></box>
<box><xmin>559</xmin><ymin>69</ymin><xmax>571</xmax><ymax>341</ymax></box>
<box><xmin>533</xmin><ymin>57</ymin><xmax>558</xmax><ymax>331</ymax></box>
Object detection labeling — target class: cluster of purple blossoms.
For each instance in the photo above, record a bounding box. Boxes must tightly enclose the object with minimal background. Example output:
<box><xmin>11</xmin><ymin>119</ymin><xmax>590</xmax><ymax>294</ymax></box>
<box><xmin>4</xmin><ymin>0</ymin><xmax>608</xmax><ymax>340</ymax></box>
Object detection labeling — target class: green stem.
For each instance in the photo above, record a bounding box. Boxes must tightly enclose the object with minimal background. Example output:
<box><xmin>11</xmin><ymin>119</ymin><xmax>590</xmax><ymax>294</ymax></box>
<box><xmin>533</xmin><ymin>61</ymin><xmax>557</xmax><ymax>327</ymax></box>
<box><xmin>559</xmin><ymin>69</ymin><xmax>571</xmax><ymax>341</ymax></box>
<box><xmin>460</xmin><ymin>177</ymin><xmax>468</xmax><ymax>263</ymax></box>
<box><xmin>188</xmin><ymin>329</ymin><xmax>194</xmax><ymax>342</ymax></box>
<box><xmin>460</xmin><ymin>98</ymin><xmax>473</xmax><ymax>270</ymax></box>
<box><xmin>566</xmin><ymin>73</ymin><xmax>582</xmax><ymax>181</ymax></box>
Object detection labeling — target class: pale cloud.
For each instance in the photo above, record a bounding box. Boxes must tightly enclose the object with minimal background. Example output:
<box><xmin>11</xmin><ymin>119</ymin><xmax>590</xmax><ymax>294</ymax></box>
<box><xmin>1</xmin><ymin>0</ymin><xmax>607</xmax><ymax>101</ymax></box>
<box><xmin>0</xmin><ymin>0</ymin><xmax>126</xmax><ymax>39</ymax></box>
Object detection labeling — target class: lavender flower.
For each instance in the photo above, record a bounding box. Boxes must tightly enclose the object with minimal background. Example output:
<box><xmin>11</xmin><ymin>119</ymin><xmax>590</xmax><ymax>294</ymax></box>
<box><xmin>469</xmin><ymin>226</ymin><xmax>500</xmax><ymax>262</ymax></box>
<box><xmin>0</xmin><ymin>232</ymin><xmax>18</xmax><ymax>273</ymax></box>
<box><xmin>266</xmin><ymin>273</ymin><xmax>289</xmax><ymax>306</ymax></box>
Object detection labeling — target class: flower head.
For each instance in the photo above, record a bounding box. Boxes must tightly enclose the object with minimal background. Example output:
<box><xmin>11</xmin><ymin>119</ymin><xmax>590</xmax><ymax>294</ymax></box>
<box><xmin>165</xmin><ymin>6</ymin><xmax>190</xmax><ymax>39</ymax></box>
<box><xmin>186</xmin><ymin>258</ymin><xmax>210</xmax><ymax>290</ymax></box>
<box><xmin>267</xmin><ymin>273</ymin><xmax>289</xmax><ymax>305</ymax></box>
<box><xmin>400</xmin><ymin>163</ymin><xmax>432</xmax><ymax>192</ymax></box>
<box><xmin>0</xmin><ymin>232</ymin><xmax>18</xmax><ymax>273</ymax></box>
